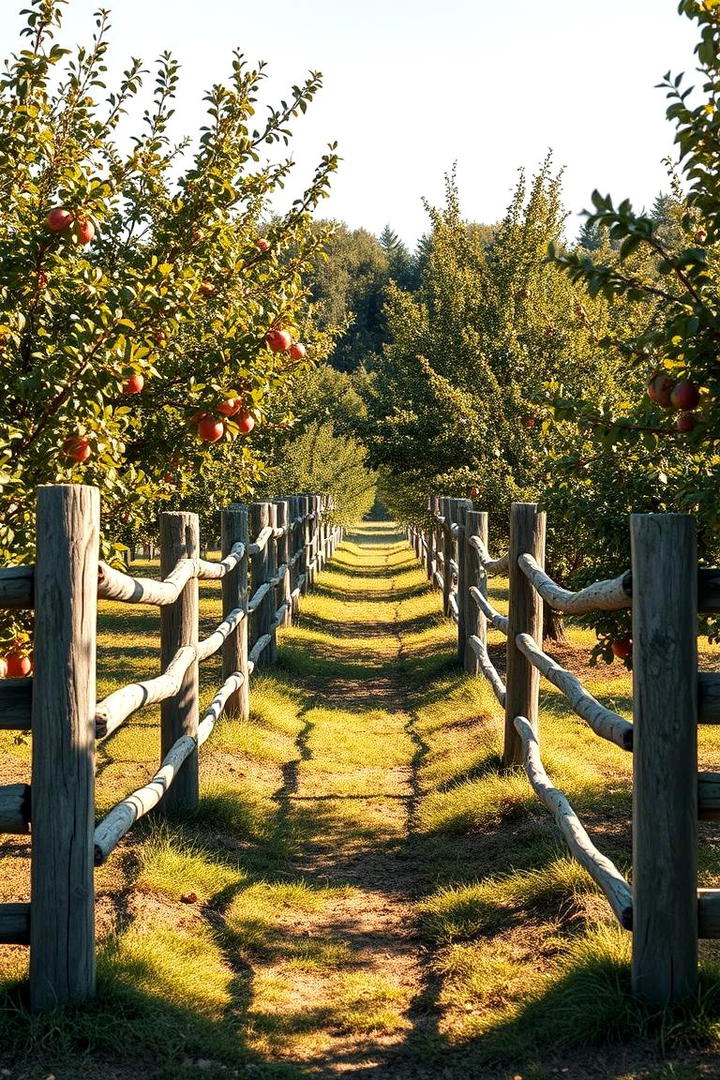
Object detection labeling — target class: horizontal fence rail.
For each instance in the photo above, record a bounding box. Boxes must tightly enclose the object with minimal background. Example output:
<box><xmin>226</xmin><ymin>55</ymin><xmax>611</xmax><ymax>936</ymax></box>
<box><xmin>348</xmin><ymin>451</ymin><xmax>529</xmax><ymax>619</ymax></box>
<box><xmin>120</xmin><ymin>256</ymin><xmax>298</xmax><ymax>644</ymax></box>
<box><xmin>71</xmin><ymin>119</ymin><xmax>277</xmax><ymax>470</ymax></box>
<box><xmin>412</xmin><ymin>494</ymin><xmax>720</xmax><ymax>1008</ymax></box>
<box><xmin>0</xmin><ymin>486</ymin><xmax>343</xmax><ymax>1012</ymax></box>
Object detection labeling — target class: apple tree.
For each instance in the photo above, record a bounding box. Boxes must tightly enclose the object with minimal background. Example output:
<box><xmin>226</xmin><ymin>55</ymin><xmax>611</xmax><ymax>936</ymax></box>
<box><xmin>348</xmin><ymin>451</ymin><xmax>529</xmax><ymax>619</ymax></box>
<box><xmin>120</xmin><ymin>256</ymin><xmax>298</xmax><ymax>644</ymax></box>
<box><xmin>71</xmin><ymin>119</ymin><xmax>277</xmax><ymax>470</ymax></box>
<box><xmin>0</xmin><ymin>0</ymin><xmax>338</xmax><ymax>652</ymax></box>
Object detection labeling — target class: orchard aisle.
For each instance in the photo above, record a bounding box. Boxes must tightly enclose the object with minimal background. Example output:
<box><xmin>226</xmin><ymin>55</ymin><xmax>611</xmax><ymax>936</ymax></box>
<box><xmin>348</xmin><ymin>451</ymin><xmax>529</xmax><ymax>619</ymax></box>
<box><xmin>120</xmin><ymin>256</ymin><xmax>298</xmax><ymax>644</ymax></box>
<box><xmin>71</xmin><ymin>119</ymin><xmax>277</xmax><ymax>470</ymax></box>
<box><xmin>238</xmin><ymin>521</ymin><xmax>439</xmax><ymax>1075</ymax></box>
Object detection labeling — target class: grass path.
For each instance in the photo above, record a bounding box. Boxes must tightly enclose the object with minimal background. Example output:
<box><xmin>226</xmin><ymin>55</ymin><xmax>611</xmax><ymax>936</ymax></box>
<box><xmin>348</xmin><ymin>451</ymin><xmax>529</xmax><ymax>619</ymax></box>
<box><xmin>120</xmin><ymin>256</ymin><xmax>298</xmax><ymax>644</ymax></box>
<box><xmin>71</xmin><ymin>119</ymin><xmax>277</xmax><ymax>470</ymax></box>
<box><xmin>3</xmin><ymin>521</ymin><xmax>720</xmax><ymax>1079</ymax></box>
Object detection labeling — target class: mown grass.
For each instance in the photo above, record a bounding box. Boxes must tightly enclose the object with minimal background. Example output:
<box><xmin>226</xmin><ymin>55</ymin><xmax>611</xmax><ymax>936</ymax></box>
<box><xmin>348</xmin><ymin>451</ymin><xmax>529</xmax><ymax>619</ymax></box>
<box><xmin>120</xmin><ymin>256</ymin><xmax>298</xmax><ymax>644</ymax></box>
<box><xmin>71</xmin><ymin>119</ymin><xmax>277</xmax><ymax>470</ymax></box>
<box><xmin>1</xmin><ymin>521</ymin><xmax>720</xmax><ymax>1079</ymax></box>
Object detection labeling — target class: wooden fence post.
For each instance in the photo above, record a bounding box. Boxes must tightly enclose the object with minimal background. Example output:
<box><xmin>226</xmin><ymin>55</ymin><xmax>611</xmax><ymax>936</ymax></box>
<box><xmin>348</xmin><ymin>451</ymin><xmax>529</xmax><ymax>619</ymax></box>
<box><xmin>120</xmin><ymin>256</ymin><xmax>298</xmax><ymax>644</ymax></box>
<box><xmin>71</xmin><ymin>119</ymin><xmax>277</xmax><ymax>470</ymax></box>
<box><xmin>275</xmin><ymin>499</ymin><xmax>292</xmax><ymax>627</ymax></box>
<box><xmin>300</xmin><ymin>495</ymin><xmax>311</xmax><ymax>596</ymax></box>
<box><xmin>441</xmin><ymin>497</ymin><xmax>453</xmax><ymax>616</ymax></box>
<box><xmin>503</xmin><ymin>502</ymin><xmax>545</xmax><ymax>769</ymax></box>
<box><xmin>464</xmin><ymin>510</ymin><xmax>488</xmax><ymax>675</ymax></box>
<box><xmin>289</xmin><ymin>496</ymin><xmax>301</xmax><ymax>615</ymax></box>
<box><xmin>425</xmin><ymin>496</ymin><xmax>435</xmax><ymax>581</ymax></box>
<box><xmin>160</xmin><ymin>511</ymin><xmax>200</xmax><ymax>812</ymax></box>
<box><xmin>631</xmin><ymin>513</ymin><xmax>698</xmax><ymax>1005</ymax></box>
<box><xmin>267</xmin><ymin>502</ymin><xmax>279</xmax><ymax>664</ymax></box>
<box><xmin>30</xmin><ymin>484</ymin><xmax>99</xmax><ymax>1011</ymax></box>
<box><xmin>456</xmin><ymin>499</ymin><xmax>473</xmax><ymax>665</ymax></box>
<box><xmin>250</xmin><ymin>502</ymin><xmax>273</xmax><ymax>668</ymax></box>
<box><xmin>221</xmin><ymin>504</ymin><xmax>249</xmax><ymax>722</ymax></box>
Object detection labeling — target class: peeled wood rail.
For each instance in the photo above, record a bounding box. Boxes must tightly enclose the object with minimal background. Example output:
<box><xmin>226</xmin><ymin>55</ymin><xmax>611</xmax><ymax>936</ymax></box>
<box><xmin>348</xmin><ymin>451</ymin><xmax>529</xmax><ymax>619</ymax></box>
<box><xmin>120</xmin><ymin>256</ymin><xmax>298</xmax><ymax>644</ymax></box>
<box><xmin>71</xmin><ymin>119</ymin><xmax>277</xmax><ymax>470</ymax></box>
<box><xmin>513</xmin><ymin>716</ymin><xmax>633</xmax><ymax>929</ymax></box>
<box><xmin>415</xmin><ymin>495</ymin><xmax>720</xmax><ymax>1008</ymax></box>
<box><xmin>0</xmin><ymin>486</ymin><xmax>343</xmax><ymax>1012</ymax></box>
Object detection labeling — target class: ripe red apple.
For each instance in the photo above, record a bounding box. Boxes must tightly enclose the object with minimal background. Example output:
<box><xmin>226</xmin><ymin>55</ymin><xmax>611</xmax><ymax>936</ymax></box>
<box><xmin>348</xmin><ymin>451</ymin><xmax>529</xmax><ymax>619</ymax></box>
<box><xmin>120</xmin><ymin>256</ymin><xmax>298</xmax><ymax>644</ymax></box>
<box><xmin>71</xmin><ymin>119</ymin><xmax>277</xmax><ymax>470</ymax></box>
<box><xmin>525</xmin><ymin>416</ymin><xmax>536</xmax><ymax>428</ymax></box>
<box><xmin>257</xmin><ymin>238</ymin><xmax>270</xmax><ymax>253</ymax></box>
<box><xmin>266</xmin><ymin>329</ymin><xmax>292</xmax><ymax>352</ymax></box>
<box><xmin>217</xmin><ymin>397</ymin><xmax>242</xmax><ymax>416</ymax></box>
<box><xmin>155</xmin><ymin>330</ymin><xmax>168</xmax><ymax>345</ymax></box>
<box><xmin>670</xmin><ymin>379</ymin><xmax>700</xmax><ymax>411</ymax></box>
<box><xmin>648</xmin><ymin>373</ymin><xmax>676</xmax><ymax>408</ymax></box>
<box><xmin>676</xmin><ymin>411</ymin><xmax>698</xmax><ymax>433</ymax></box>
<box><xmin>611</xmin><ymin>636</ymin><xmax>632</xmax><ymax>661</ymax></box>
<box><xmin>289</xmin><ymin>342</ymin><xmax>307</xmax><ymax>360</ymax></box>
<box><xmin>37</xmin><ymin>271</ymin><xmax>48</xmax><ymax>289</ymax></box>
<box><xmin>163</xmin><ymin>472</ymin><xmax>174</xmax><ymax>483</ymax></box>
<box><xmin>236</xmin><ymin>411</ymin><xmax>255</xmax><ymax>434</ymax></box>
<box><xmin>468</xmin><ymin>487</ymin><xmax>479</xmax><ymax>499</ymax></box>
<box><xmin>199</xmin><ymin>281</ymin><xmax>215</xmax><ymax>297</ymax></box>
<box><xmin>696</xmin><ymin>228</ymin><xmax>708</xmax><ymax>244</ymax></box>
<box><xmin>47</xmin><ymin>207</ymin><xmax>73</xmax><ymax>232</ymax></box>
<box><xmin>6</xmin><ymin>652</ymin><xmax>32</xmax><ymax>678</ymax></box>
<box><xmin>197</xmin><ymin>416</ymin><xmax>224</xmax><ymax>442</ymax></box>
<box><xmin>0</xmin><ymin>658</ymin><xmax>7</xmax><ymax>679</ymax></box>
<box><xmin>123</xmin><ymin>374</ymin><xmax>145</xmax><ymax>395</ymax></box>
<box><xmin>62</xmin><ymin>436</ymin><xmax>92</xmax><ymax>462</ymax></box>
<box><xmin>75</xmin><ymin>217</ymin><xmax>95</xmax><ymax>245</ymax></box>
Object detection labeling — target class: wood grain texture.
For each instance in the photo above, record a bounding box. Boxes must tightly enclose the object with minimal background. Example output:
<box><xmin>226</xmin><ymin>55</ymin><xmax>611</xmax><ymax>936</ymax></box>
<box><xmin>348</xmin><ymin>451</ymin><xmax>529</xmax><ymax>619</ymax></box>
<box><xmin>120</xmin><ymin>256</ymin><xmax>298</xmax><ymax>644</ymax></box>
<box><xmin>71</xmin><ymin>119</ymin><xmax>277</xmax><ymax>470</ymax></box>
<box><xmin>503</xmin><ymin>503</ymin><xmax>545</xmax><ymax>768</ymax></box>
<box><xmin>159</xmin><ymin>511</ymin><xmax>200</xmax><ymax>813</ymax></box>
<box><xmin>221</xmin><ymin>504</ymin><xmax>249</xmax><ymax>721</ymax></box>
<box><xmin>0</xmin><ymin>678</ymin><xmax>32</xmax><ymax>729</ymax></box>
<box><xmin>0</xmin><ymin>903</ymin><xmax>30</xmax><ymax>945</ymax></box>
<box><xmin>30</xmin><ymin>484</ymin><xmax>99</xmax><ymax>1011</ymax></box>
<box><xmin>0</xmin><ymin>783</ymin><xmax>31</xmax><ymax>833</ymax></box>
<box><xmin>0</xmin><ymin>566</ymin><xmax>34</xmax><ymax>609</ymax></box>
<box><xmin>250</xmin><ymin>503</ymin><xmax>272</xmax><ymax>665</ymax></box>
<box><xmin>631</xmin><ymin>513</ymin><xmax>698</xmax><ymax>1005</ymax></box>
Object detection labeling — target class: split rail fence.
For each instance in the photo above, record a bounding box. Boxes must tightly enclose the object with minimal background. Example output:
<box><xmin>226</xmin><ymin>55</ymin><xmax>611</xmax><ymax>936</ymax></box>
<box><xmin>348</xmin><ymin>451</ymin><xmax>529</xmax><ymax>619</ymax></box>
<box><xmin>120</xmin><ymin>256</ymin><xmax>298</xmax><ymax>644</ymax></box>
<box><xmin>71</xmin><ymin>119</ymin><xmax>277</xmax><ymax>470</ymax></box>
<box><xmin>0</xmin><ymin>485</ymin><xmax>341</xmax><ymax>1012</ymax></box>
<box><xmin>410</xmin><ymin>496</ymin><xmax>720</xmax><ymax>1007</ymax></box>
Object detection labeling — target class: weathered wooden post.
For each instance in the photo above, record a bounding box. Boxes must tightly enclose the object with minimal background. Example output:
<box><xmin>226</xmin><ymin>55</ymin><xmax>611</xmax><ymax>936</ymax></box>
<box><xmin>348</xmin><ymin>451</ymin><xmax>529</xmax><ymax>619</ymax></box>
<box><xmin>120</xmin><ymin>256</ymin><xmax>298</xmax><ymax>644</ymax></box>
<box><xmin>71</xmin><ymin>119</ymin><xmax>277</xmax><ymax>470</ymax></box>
<box><xmin>631</xmin><ymin>513</ymin><xmax>698</xmax><ymax>1005</ymax></box>
<box><xmin>441</xmin><ymin>497</ymin><xmax>454</xmax><ymax>616</ymax></box>
<box><xmin>300</xmin><ymin>495</ymin><xmax>312</xmax><ymax>597</ymax></box>
<box><xmin>274</xmin><ymin>499</ymin><xmax>292</xmax><ymax>626</ymax></box>
<box><xmin>464</xmin><ymin>510</ymin><xmax>489</xmax><ymax>675</ymax></box>
<box><xmin>30</xmin><ymin>484</ymin><xmax>99</xmax><ymax>1011</ymax></box>
<box><xmin>289</xmin><ymin>496</ymin><xmax>301</xmax><ymax>614</ymax></box>
<box><xmin>160</xmin><ymin>511</ymin><xmax>200</xmax><ymax>812</ymax></box>
<box><xmin>454</xmin><ymin>499</ymin><xmax>473</xmax><ymax>667</ymax></box>
<box><xmin>503</xmin><ymin>502</ymin><xmax>545</xmax><ymax>769</ymax></box>
<box><xmin>250</xmin><ymin>501</ymin><xmax>274</xmax><ymax>668</ymax></box>
<box><xmin>221</xmin><ymin>504</ymin><xmax>249</xmax><ymax>721</ymax></box>
<box><xmin>425</xmin><ymin>496</ymin><xmax>435</xmax><ymax>581</ymax></box>
<box><xmin>266</xmin><ymin>502</ymin><xmax>279</xmax><ymax>664</ymax></box>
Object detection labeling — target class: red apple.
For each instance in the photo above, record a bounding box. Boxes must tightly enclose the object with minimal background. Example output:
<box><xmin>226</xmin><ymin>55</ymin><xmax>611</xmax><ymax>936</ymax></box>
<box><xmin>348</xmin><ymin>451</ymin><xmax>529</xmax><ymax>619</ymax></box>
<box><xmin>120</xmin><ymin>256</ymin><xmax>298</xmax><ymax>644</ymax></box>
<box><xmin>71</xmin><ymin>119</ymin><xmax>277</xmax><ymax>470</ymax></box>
<box><xmin>217</xmin><ymin>397</ymin><xmax>242</xmax><ymax>416</ymax></box>
<box><xmin>6</xmin><ymin>652</ymin><xmax>32</xmax><ymax>678</ymax></box>
<box><xmin>289</xmin><ymin>342</ymin><xmax>307</xmax><ymax>360</ymax></box>
<box><xmin>197</xmin><ymin>416</ymin><xmax>224</xmax><ymax>443</ymax></box>
<box><xmin>163</xmin><ymin>472</ymin><xmax>174</xmax><ymax>483</ymax></box>
<box><xmin>199</xmin><ymin>281</ymin><xmax>215</xmax><ymax>297</ymax></box>
<box><xmin>611</xmin><ymin>636</ymin><xmax>632</xmax><ymax>661</ymax></box>
<box><xmin>62</xmin><ymin>436</ymin><xmax>92</xmax><ymax>462</ymax></box>
<box><xmin>123</xmin><ymin>374</ymin><xmax>145</xmax><ymax>395</ymax></box>
<box><xmin>37</xmin><ymin>271</ymin><xmax>48</xmax><ymax>289</ymax></box>
<box><xmin>236</xmin><ymin>411</ymin><xmax>255</xmax><ymax>434</ymax></box>
<box><xmin>676</xmin><ymin>411</ymin><xmax>698</xmax><ymax>433</ymax></box>
<box><xmin>257</xmin><ymin>238</ymin><xmax>270</xmax><ymax>253</ymax></box>
<box><xmin>696</xmin><ymin>228</ymin><xmax>708</xmax><ymax>244</ymax></box>
<box><xmin>670</xmin><ymin>379</ymin><xmax>700</xmax><ymax>411</ymax></box>
<box><xmin>525</xmin><ymin>416</ymin><xmax>536</xmax><ymax>428</ymax></box>
<box><xmin>467</xmin><ymin>487</ymin><xmax>479</xmax><ymax>499</ymax></box>
<box><xmin>266</xmin><ymin>329</ymin><xmax>292</xmax><ymax>353</ymax></box>
<box><xmin>0</xmin><ymin>658</ymin><xmax>7</xmax><ymax>679</ymax></box>
<box><xmin>155</xmin><ymin>330</ymin><xmax>168</xmax><ymax>345</ymax></box>
<box><xmin>648</xmin><ymin>373</ymin><xmax>676</xmax><ymax>408</ymax></box>
<box><xmin>75</xmin><ymin>217</ymin><xmax>95</xmax><ymax>245</ymax></box>
<box><xmin>47</xmin><ymin>207</ymin><xmax>73</xmax><ymax>232</ymax></box>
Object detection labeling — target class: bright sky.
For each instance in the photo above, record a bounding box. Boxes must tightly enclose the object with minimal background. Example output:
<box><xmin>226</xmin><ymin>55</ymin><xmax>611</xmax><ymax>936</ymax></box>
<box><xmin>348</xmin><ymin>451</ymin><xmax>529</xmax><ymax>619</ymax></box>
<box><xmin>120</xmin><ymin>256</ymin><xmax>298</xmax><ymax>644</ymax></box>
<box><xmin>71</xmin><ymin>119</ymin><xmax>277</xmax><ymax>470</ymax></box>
<box><xmin>0</xmin><ymin>0</ymin><xmax>699</xmax><ymax>245</ymax></box>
